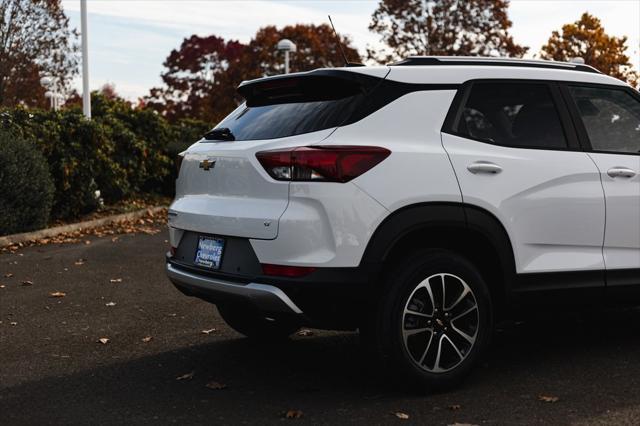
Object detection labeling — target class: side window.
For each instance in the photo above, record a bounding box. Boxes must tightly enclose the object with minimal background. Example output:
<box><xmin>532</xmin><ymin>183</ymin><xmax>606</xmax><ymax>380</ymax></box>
<box><xmin>456</xmin><ymin>82</ymin><xmax>568</xmax><ymax>149</ymax></box>
<box><xmin>568</xmin><ymin>86</ymin><xmax>640</xmax><ymax>154</ymax></box>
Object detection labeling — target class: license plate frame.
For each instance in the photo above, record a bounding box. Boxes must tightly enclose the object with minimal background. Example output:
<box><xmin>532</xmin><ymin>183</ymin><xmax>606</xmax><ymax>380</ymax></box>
<box><xmin>194</xmin><ymin>236</ymin><xmax>225</xmax><ymax>270</ymax></box>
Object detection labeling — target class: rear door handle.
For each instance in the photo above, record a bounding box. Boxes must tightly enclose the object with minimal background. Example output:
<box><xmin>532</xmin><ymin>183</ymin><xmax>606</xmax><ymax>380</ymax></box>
<box><xmin>607</xmin><ymin>167</ymin><xmax>637</xmax><ymax>178</ymax></box>
<box><xmin>467</xmin><ymin>161</ymin><xmax>503</xmax><ymax>175</ymax></box>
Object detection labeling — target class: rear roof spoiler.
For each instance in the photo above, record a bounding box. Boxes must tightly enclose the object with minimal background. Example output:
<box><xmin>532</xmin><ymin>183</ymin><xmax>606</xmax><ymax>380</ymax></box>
<box><xmin>237</xmin><ymin>69</ymin><xmax>384</xmax><ymax>106</ymax></box>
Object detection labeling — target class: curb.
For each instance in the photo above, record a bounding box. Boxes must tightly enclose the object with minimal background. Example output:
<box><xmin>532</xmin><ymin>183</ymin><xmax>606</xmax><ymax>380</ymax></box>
<box><xmin>0</xmin><ymin>206</ymin><xmax>167</xmax><ymax>248</ymax></box>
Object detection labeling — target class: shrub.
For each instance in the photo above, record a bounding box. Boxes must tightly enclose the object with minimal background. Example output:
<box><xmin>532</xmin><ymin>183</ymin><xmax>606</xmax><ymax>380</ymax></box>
<box><xmin>90</xmin><ymin>93</ymin><xmax>174</xmax><ymax>197</ymax></box>
<box><xmin>0</xmin><ymin>99</ymin><xmax>213</xmax><ymax>222</ymax></box>
<box><xmin>0</xmin><ymin>130</ymin><xmax>55</xmax><ymax>236</ymax></box>
<box><xmin>2</xmin><ymin>107</ymin><xmax>111</xmax><ymax>218</ymax></box>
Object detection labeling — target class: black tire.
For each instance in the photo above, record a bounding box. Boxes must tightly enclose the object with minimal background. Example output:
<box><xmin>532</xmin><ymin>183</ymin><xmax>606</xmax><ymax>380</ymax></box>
<box><xmin>217</xmin><ymin>304</ymin><xmax>300</xmax><ymax>340</ymax></box>
<box><xmin>374</xmin><ymin>249</ymin><xmax>493</xmax><ymax>391</ymax></box>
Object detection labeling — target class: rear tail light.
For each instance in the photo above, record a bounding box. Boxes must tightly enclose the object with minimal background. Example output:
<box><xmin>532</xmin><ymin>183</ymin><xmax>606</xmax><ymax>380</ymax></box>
<box><xmin>256</xmin><ymin>146</ymin><xmax>390</xmax><ymax>183</ymax></box>
<box><xmin>261</xmin><ymin>263</ymin><xmax>316</xmax><ymax>278</ymax></box>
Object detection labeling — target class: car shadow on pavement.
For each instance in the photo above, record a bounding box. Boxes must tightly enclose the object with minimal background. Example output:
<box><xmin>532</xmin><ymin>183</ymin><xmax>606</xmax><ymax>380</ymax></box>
<box><xmin>3</xmin><ymin>309</ymin><xmax>640</xmax><ymax>425</ymax></box>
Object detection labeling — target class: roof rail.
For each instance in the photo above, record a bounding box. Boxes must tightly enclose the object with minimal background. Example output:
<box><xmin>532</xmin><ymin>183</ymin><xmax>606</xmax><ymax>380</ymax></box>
<box><xmin>391</xmin><ymin>56</ymin><xmax>601</xmax><ymax>74</ymax></box>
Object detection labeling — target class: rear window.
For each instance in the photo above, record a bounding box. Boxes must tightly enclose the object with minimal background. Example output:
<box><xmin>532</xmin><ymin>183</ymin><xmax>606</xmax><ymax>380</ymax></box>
<box><xmin>208</xmin><ymin>74</ymin><xmax>377</xmax><ymax>141</ymax></box>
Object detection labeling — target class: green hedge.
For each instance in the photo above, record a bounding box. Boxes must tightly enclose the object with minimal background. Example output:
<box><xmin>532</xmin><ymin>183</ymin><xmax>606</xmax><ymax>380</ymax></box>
<box><xmin>0</xmin><ymin>130</ymin><xmax>55</xmax><ymax>235</ymax></box>
<box><xmin>0</xmin><ymin>94</ymin><xmax>210</xmax><ymax>222</ymax></box>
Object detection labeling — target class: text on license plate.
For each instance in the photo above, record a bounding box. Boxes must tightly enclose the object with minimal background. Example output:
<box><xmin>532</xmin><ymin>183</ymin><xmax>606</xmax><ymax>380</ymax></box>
<box><xmin>194</xmin><ymin>236</ymin><xmax>224</xmax><ymax>269</ymax></box>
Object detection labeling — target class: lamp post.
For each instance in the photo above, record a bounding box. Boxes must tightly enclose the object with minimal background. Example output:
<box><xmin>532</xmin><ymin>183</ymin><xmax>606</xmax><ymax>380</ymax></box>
<box><xmin>44</xmin><ymin>91</ymin><xmax>55</xmax><ymax>110</ymax></box>
<box><xmin>41</xmin><ymin>76</ymin><xmax>64</xmax><ymax>111</ymax></box>
<box><xmin>80</xmin><ymin>0</ymin><xmax>91</xmax><ymax>118</ymax></box>
<box><xmin>276</xmin><ymin>39</ymin><xmax>297</xmax><ymax>74</ymax></box>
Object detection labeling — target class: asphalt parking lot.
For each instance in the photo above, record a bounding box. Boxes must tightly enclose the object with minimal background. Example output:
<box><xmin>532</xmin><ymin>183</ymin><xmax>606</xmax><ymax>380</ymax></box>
<box><xmin>2</xmin><ymin>230</ymin><xmax>640</xmax><ymax>425</ymax></box>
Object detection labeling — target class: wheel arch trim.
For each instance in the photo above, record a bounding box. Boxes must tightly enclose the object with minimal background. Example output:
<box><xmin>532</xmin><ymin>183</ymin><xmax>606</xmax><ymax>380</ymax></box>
<box><xmin>360</xmin><ymin>202</ymin><xmax>517</xmax><ymax>294</ymax></box>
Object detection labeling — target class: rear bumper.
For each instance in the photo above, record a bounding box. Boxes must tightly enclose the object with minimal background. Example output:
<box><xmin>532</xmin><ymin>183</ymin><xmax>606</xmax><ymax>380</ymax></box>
<box><xmin>166</xmin><ymin>263</ymin><xmax>304</xmax><ymax>316</ymax></box>
<box><xmin>166</xmin><ymin>256</ymin><xmax>382</xmax><ymax>329</ymax></box>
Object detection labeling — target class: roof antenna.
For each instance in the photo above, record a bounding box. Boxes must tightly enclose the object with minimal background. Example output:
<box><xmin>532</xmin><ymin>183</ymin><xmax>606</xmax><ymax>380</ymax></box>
<box><xmin>328</xmin><ymin>15</ymin><xmax>363</xmax><ymax>67</ymax></box>
<box><xmin>328</xmin><ymin>15</ymin><xmax>349</xmax><ymax>67</ymax></box>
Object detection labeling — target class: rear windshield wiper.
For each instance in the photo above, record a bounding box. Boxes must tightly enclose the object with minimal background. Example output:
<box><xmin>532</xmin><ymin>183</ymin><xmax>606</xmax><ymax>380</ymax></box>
<box><xmin>203</xmin><ymin>127</ymin><xmax>235</xmax><ymax>141</ymax></box>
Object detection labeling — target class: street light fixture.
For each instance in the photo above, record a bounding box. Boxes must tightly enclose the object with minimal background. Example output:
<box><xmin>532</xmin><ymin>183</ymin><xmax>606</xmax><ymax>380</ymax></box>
<box><xmin>276</xmin><ymin>39</ymin><xmax>296</xmax><ymax>74</ymax></box>
<box><xmin>40</xmin><ymin>76</ymin><xmax>54</xmax><ymax>88</ymax></box>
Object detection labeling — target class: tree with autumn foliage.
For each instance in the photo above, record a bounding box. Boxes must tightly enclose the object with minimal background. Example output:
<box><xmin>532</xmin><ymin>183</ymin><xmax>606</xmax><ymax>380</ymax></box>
<box><xmin>368</xmin><ymin>0</ymin><xmax>527</xmax><ymax>62</ymax></box>
<box><xmin>244</xmin><ymin>24</ymin><xmax>360</xmax><ymax>76</ymax></box>
<box><xmin>540</xmin><ymin>13</ymin><xmax>639</xmax><ymax>87</ymax></box>
<box><xmin>146</xmin><ymin>24</ymin><xmax>360</xmax><ymax>124</ymax></box>
<box><xmin>145</xmin><ymin>35</ymin><xmax>245</xmax><ymax>124</ymax></box>
<box><xmin>0</xmin><ymin>0</ymin><xmax>79</xmax><ymax>108</ymax></box>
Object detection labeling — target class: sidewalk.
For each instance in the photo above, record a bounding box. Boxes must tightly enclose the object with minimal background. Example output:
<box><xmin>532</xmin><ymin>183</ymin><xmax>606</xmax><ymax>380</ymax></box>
<box><xmin>0</xmin><ymin>207</ymin><xmax>167</xmax><ymax>251</ymax></box>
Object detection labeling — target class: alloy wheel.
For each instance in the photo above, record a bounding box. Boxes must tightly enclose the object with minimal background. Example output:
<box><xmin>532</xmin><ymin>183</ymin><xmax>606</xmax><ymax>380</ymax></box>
<box><xmin>402</xmin><ymin>273</ymin><xmax>480</xmax><ymax>373</ymax></box>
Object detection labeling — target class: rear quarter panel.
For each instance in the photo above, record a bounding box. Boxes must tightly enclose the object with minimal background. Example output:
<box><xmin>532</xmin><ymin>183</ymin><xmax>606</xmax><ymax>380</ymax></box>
<box><xmin>251</xmin><ymin>89</ymin><xmax>461</xmax><ymax>268</ymax></box>
<box><xmin>329</xmin><ymin>89</ymin><xmax>462</xmax><ymax>211</ymax></box>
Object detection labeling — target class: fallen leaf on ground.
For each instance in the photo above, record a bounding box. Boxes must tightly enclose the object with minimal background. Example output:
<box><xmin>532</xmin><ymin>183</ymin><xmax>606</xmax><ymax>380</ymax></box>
<box><xmin>4</xmin><ymin>273</ymin><xmax>13</xmax><ymax>278</ymax></box>
<box><xmin>105</xmin><ymin>302</ymin><xmax>116</xmax><ymax>307</ymax></box>
<box><xmin>448</xmin><ymin>404</ymin><xmax>461</xmax><ymax>410</ymax></box>
<box><xmin>98</xmin><ymin>337</ymin><xmax>110</xmax><ymax>344</ymax></box>
<box><xmin>394</xmin><ymin>412</ymin><xmax>410</xmax><ymax>420</ymax></box>
<box><xmin>109</xmin><ymin>278</ymin><xmax>122</xmax><ymax>283</ymax></box>
<box><xmin>284</xmin><ymin>410</ymin><xmax>303</xmax><ymax>419</ymax></box>
<box><xmin>296</xmin><ymin>329</ymin><xmax>314</xmax><ymax>337</ymax></box>
<box><xmin>21</xmin><ymin>280</ymin><xmax>33</xmax><ymax>286</ymax></box>
<box><xmin>538</xmin><ymin>394</ymin><xmax>560</xmax><ymax>403</ymax></box>
<box><xmin>205</xmin><ymin>381</ymin><xmax>227</xmax><ymax>390</ymax></box>
<box><xmin>141</xmin><ymin>336</ymin><xmax>153</xmax><ymax>343</ymax></box>
<box><xmin>84</xmin><ymin>240</ymin><xmax>91</xmax><ymax>245</ymax></box>
<box><xmin>176</xmin><ymin>371</ymin><xmax>195</xmax><ymax>381</ymax></box>
<box><xmin>49</xmin><ymin>292</ymin><xmax>66</xmax><ymax>298</ymax></box>
<box><xmin>201</xmin><ymin>328</ymin><xmax>216</xmax><ymax>335</ymax></box>
<box><xmin>0</xmin><ymin>284</ymin><xmax>5</xmax><ymax>289</ymax></box>
<box><xmin>111</xmin><ymin>237</ymin><xmax>119</xmax><ymax>242</ymax></box>
<box><xmin>74</xmin><ymin>259</ymin><xmax>85</xmax><ymax>265</ymax></box>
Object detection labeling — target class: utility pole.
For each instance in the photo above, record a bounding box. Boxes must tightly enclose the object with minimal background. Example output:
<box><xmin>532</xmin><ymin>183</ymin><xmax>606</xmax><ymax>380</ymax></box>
<box><xmin>80</xmin><ymin>0</ymin><xmax>91</xmax><ymax>118</ymax></box>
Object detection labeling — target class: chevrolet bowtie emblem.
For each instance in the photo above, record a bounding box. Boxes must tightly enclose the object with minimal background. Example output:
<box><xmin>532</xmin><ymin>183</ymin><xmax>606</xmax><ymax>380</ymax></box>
<box><xmin>199</xmin><ymin>159</ymin><xmax>215</xmax><ymax>171</ymax></box>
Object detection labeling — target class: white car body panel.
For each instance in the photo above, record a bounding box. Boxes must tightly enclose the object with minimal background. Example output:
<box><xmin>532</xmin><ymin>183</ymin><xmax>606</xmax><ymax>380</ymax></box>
<box><xmin>588</xmin><ymin>152</ymin><xmax>640</xmax><ymax>270</ymax></box>
<box><xmin>441</xmin><ymin>133</ymin><xmax>606</xmax><ymax>273</ymax></box>
<box><xmin>250</xmin><ymin>181</ymin><xmax>389</xmax><ymax>267</ymax></box>
<box><xmin>250</xmin><ymin>89</ymin><xmax>462</xmax><ymax>268</ymax></box>
<box><xmin>333</xmin><ymin>89</ymin><xmax>463</xmax><ymax>211</ymax></box>
<box><xmin>168</xmin><ymin>129</ymin><xmax>335</xmax><ymax>245</ymax></box>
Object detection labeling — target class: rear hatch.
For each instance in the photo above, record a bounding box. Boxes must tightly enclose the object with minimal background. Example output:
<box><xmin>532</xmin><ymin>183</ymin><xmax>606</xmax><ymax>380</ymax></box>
<box><xmin>168</xmin><ymin>68</ymin><xmax>389</xmax><ymax>240</ymax></box>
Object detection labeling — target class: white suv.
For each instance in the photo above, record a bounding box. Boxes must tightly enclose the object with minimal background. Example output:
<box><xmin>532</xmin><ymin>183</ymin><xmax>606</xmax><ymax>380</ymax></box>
<box><xmin>166</xmin><ymin>57</ymin><xmax>640</xmax><ymax>389</ymax></box>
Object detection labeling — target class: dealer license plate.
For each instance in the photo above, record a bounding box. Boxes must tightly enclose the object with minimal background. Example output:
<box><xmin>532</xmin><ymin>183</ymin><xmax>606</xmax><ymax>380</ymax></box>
<box><xmin>194</xmin><ymin>236</ymin><xmax>225</xmax><ymax>269</ymax></box>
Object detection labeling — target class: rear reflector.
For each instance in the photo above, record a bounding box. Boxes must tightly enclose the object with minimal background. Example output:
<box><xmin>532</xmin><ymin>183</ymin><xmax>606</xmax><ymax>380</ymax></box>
<box><xmin>256</xmin><ymin>145</ymin><xmax>390</xmax><ymax>183</ymax></box>
<box><xmin>261</xmin><ymin>263</ymin><xmax>316</xmax><ymax>278</ymax></box>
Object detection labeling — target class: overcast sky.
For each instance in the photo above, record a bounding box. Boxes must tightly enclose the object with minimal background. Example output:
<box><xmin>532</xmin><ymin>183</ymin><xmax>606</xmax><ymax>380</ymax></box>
<box><xmin>60</xmin><ymin>0</ymin><xmax>640</xmax><ymax>100</ymax></box>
